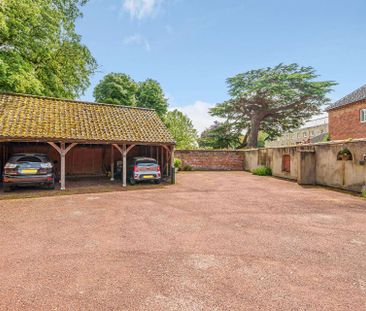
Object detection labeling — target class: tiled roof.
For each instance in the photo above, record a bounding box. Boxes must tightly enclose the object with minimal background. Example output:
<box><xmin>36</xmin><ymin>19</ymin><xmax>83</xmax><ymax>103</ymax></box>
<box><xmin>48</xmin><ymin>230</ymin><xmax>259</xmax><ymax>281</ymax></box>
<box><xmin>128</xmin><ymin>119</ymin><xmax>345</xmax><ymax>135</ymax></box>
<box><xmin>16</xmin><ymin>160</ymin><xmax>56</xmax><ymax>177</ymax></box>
<box><xmin>0</xmin><ymin>93</ymin><xmax>175</xmax><ymax>144</ymax></box>
<box><xmin>326</xmin><ymin>84</ymin><xmax>366</xmax><ymax>111</ymax></box>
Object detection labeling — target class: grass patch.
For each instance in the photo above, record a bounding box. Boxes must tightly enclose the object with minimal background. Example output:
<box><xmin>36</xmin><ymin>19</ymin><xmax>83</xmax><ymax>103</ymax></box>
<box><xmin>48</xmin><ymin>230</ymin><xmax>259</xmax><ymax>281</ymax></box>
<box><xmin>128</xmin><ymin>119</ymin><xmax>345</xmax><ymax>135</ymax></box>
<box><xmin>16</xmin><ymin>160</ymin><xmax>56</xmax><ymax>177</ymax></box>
<box><xmin>181</xmin><ymin>164</ymin><xmax>193</xmax><ymax>171</ymax></box>
<box><xmin>251</xmin><ymin>166</ymin><xmax>272</xmax><ymax>176</ymax></box>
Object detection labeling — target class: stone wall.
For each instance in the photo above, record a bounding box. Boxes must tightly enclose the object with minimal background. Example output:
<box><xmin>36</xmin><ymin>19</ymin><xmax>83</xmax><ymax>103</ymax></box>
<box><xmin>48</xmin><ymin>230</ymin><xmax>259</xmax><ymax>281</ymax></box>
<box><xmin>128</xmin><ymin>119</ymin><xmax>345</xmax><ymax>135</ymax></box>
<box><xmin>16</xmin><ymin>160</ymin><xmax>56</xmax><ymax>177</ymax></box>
<box><xmin>175</xmin><ymin>150</ymin><xmax>245</xmax><ymax>171</ymax></box>
<box><xmin>177</xmin><ymin>139</ymin><xmax>366</xmax><ymax>192</ymax></box>
<box><xmin>313</xmin><ymin>140</ymin><xmax>366</xmax><ymax>192</ymax></box>
<box><xmin>242</xmin><ymin>139</ymin><xmax>366</xmax><ymax>192</ymax></box>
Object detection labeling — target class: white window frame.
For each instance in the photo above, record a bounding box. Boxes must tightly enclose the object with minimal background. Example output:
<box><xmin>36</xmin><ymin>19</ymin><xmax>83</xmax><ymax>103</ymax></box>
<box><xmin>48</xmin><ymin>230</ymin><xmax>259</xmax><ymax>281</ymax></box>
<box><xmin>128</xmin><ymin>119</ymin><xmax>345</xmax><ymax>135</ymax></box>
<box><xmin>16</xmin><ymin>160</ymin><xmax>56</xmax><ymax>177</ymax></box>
<box><xmin>361</xmin><ymin>109</ymin><xmax>366</xmax><ymax>123</ymax></box>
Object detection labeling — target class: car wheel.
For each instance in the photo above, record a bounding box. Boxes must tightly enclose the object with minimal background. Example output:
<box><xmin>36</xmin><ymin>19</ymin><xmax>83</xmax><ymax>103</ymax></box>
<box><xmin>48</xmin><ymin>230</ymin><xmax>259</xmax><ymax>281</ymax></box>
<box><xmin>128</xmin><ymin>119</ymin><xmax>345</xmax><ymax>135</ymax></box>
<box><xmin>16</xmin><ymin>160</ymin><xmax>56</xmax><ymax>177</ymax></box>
<box><xmin>130</xmin><ymin>178</ymin><xmax>137</xmax><ymax>185</ymax></box>
<box><xmin>154</xmin><ymin>179</ymin><xmax>161</xmax><ymax>184</ymax></box>
<box><xmin>3</xmin><ymin>185</ymin><xmax>11</xmax><ymax>192</ymax></box>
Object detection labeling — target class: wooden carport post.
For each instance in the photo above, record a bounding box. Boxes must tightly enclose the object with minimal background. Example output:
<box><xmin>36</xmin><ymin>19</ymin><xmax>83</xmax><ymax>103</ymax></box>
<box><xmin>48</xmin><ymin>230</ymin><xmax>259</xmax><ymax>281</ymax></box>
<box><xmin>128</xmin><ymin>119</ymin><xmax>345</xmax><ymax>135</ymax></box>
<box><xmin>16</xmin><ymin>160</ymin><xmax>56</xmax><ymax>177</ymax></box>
<box><xmin>112</xmin><ymin>144</ymin><xmax>136</xmax><ymax>188</ymax></box>
<box><xmin>110</xmin><ymin>145</ymin><xmax>115</xmax><ymax>181</ymax></box>
<box><xmin>123</xmin><ymin>144</ymin><xmax>127</xmax><ymax>187</ymax></box>
<box><xmin>161</xmin><ymin>146</ymin><xmax>164</xmax><ymax>176</ymax></box>
<box><xmin>170</xmin><ymin>145</ymin><xmax>176</xmax><ymax>184</ymax></box>
<box><xmin>48</xmin><ymin>142</ymin><xmax>77</xmax><ymax>190</ymax></box>
<box><xmin>161</xmin><ymin>145</ymin><xmax>175</xmax><ymax>184</ymax></box>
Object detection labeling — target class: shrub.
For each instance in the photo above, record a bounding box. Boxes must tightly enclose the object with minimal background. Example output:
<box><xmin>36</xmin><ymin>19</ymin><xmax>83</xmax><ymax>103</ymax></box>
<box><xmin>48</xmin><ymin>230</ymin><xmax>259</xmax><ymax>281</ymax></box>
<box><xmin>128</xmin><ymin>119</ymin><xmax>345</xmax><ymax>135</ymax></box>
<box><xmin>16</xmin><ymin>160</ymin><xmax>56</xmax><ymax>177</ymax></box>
<box><xmin>174</xmin><ymin>158</ymin><xmax>182</xmax><ymax>170</ymax></box>
<box><xmin>251</xmin><ymin>166</ymin><xmax>272</xmax><ymax>176</ymax></box>
<box><xmin>322</xmin><ymin>134</ymin><xmax>330</xmax><ymax>142</ymax></box>
<box><xmin>182</xmin><ymin>164</ymin><xmax>193</xmax><ymax>171</ymax></box>
<box><xmin>362</xmin><ymin>185</ymin><xmax>366</xmax><ymax>198</ymax></box>
<box><xmin>337</xmin><ymin>147</ymin><xmax>352</xmax><ymax>161</ymax></box>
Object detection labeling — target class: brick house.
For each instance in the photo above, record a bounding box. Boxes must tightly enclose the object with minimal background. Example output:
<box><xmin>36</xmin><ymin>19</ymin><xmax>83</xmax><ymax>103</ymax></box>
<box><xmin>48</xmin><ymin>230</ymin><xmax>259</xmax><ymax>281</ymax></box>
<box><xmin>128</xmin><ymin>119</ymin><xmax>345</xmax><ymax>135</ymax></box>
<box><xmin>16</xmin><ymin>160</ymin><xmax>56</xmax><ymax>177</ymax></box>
<box><xmin>265</xmin><ymin>122</ymin><xmax>328</xmax><ymax>147</ymax></box>
<box><xmin>326</xmin><ymin>84</ymin><xmax>366</xmax><ymax>140</ymax></box>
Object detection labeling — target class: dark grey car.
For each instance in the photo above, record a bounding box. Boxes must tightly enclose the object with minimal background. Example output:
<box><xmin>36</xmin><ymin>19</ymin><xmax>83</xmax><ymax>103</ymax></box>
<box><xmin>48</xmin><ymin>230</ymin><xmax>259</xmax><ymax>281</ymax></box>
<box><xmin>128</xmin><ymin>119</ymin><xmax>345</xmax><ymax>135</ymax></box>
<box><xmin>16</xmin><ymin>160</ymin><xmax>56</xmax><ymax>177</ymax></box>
<box><xmin>128</xmin><ymin>157</ymin><xmax>161</xmax><ymax>185</ymax></box>
<box><xmin>2</xmin><ymin>153</ymin><xmax>55</xmax><ymax>192</ymax></box>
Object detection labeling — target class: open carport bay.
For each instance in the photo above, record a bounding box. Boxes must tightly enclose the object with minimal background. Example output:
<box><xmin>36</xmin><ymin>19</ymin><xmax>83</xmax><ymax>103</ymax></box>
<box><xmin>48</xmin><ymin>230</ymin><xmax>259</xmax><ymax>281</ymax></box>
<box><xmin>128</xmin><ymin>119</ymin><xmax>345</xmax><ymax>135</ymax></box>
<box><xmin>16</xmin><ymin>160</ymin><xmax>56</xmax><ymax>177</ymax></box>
<box><xmin>0</xmin><ymin>172</ymin><xmax>366</xmax><ymax>310</ymax></box>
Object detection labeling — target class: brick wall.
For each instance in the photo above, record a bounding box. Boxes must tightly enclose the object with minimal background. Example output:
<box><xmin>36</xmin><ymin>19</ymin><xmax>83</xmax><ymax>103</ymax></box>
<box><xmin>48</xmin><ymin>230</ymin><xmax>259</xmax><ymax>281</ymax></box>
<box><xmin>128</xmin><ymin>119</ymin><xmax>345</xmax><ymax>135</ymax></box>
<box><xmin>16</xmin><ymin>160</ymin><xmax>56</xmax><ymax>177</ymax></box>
<box><xmin>175</xmin><ymin>150</ymin><xmax>245</xmax><ymax>170</ymax></box>
<box><xmin>329</xmin><ymin>99</ymin><xmax>366</xmax><ymax>140</ymax></box>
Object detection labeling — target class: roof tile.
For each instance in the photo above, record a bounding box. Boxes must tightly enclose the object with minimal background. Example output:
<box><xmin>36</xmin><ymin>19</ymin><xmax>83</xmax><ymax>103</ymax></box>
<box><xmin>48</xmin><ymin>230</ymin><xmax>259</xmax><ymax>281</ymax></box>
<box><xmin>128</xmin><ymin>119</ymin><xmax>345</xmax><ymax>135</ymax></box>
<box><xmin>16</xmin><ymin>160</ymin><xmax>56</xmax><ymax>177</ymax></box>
<box><xmin>0</xmin><ymin>93</ymin><xmax>175</xmax><ymax>144</ymax></box>
<box><xmin>327</xmin><ymin>84</ymin><xmax>366</xmax><ymax>111</ymax></box>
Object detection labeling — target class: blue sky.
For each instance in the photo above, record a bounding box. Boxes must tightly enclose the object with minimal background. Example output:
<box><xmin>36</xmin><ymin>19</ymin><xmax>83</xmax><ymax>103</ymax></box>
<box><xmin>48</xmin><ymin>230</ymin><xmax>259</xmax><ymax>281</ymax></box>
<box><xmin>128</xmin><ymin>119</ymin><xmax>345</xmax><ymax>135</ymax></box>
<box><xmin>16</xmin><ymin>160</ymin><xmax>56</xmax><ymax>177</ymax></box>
<box><xmin>77</xmin><ymin>0</ymin><xmax>366</xmax><ymax>132</ymax></box>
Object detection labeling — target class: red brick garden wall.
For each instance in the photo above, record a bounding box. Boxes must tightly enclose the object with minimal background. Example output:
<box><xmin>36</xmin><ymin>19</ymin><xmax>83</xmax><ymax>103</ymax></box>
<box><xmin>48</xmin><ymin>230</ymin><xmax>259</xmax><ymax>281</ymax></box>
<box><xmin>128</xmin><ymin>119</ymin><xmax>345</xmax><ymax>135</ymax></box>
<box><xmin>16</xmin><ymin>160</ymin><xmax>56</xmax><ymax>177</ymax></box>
<box><xmin>329</xmin><ymin>99</ymin><xmax>366</xmax><ymax>140</ymax></box>
<box><xmin>175</xmin><ymin>150</ymin><xmax>245</xmax><ymax>170</ymax></box>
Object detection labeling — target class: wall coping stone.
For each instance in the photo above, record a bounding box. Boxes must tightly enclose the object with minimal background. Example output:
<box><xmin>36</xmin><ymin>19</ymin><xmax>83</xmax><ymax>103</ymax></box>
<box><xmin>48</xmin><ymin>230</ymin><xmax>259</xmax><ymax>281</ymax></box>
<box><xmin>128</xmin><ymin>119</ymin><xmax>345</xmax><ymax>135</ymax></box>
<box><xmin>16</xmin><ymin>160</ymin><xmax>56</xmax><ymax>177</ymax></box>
<box><xmin>176</xmin><ymin>138</ymin><xmax>366</xmax><ymax>154</ymax></box>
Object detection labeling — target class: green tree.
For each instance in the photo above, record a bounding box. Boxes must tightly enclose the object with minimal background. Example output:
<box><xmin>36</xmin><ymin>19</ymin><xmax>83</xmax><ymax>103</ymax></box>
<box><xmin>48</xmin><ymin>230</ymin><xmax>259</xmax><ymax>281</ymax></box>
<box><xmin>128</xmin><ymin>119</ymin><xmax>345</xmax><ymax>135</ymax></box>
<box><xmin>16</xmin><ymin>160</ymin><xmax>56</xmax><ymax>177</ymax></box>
<box><xmin>93</xmin><ymin>74</ymin><xmax>169</xmax><ymax>115</ymax></box>
<box><xmin>165</xmin><ymin>109</ymin><xmax>198</xmax><ymax>149</ymax></box>
<box><xmin>198</xmin><ymin>121</ymin><xmax>241</xmax><ymax>149</ymax></box>
<box><xmin>0</xmin><ymin>0</ymin><xmax>97</xmax><ymax>98</ymax></box>
<box><xmin>93</xmin><ymin>73</ymin><xmax>138</xmax><ymax>106</ymax></box>
<box><xmin>136</xmin><ymin>79</ymin><xmax>168</xmax><ymax>117</ymax></box>
<box><xmin>257</xmin><ymin>131</ymin><xmax>269</xmax><ymax>148</ymax></box>
<box><xmin>211</xmin><ymin>64</ymin><xmax>336</xmax><ymax>148</ymax></box>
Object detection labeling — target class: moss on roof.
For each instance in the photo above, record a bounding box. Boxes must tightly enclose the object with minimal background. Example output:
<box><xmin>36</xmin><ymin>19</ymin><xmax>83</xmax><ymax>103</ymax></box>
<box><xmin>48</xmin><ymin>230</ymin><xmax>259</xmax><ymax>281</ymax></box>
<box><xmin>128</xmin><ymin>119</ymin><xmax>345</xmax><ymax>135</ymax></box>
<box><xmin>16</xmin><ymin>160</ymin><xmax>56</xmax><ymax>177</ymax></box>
<box><xmin>0</xmin><ymin>93</ymin><xmax>175</xmax><ymax>144</ymax></box>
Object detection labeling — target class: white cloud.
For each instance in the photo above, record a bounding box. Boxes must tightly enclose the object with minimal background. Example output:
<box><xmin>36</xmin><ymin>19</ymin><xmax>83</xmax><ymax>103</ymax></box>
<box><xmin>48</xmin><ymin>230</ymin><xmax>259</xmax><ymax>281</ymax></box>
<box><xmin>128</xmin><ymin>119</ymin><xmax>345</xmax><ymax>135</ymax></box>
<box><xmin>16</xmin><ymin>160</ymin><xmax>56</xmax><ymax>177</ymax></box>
<box><xmin>123</xmin><ymin>34</ymin><xmax>151</xmax><ymax>51</ymax></box>
<box><xmin>171</xmin><ymin>101</ymin><xmax>219</xmax><ymax>134</ymax></box>
<box><xmin>122</xmin><ymin>0</ymin><xmax>164</xmax><ymax>19</ymax></box>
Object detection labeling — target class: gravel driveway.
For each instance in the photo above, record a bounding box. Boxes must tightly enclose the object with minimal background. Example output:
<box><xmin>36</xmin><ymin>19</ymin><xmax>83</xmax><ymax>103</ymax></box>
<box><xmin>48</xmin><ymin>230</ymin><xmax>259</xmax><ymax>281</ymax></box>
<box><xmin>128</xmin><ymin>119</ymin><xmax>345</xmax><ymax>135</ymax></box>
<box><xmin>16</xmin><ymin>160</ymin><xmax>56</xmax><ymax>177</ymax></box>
<box><xmin>0</xmin><ymin>172</ymin><xmax>365</xmax><ymax>310</ymax></box>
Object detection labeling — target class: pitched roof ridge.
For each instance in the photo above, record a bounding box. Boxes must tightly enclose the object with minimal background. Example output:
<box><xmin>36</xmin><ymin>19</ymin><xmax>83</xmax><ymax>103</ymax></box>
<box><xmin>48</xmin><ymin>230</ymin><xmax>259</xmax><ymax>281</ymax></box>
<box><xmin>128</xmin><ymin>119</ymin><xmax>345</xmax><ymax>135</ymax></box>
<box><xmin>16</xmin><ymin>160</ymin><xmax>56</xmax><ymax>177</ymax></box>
<box><xmin>0</xmin><ymin>92</ymin><xmax>155</xmax><ymax>111</ymax></box>
<box><xmin>327</xmin><ymin>84</ymin><xmax>366</xmax><ymax>111</ymax></box>
<box><xmin>296</xmin><ymin>122</ymin><xmax>328</xmax><ymax>131</ymax></box>
<box><xmin>335</xmin><ymin>84</ymin><xmax>366</xmax><ymax>104</ymax></box>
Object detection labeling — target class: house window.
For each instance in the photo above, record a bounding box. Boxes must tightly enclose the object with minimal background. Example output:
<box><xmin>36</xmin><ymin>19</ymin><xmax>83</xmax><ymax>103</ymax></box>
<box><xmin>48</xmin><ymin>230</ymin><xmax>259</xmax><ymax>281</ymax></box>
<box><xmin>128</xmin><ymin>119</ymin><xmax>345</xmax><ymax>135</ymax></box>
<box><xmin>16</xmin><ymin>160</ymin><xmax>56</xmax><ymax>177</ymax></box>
<box><xmin>360</xmin><ymin>109</ymin><xmax>366</xmax><ymax>123</ymax></box>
